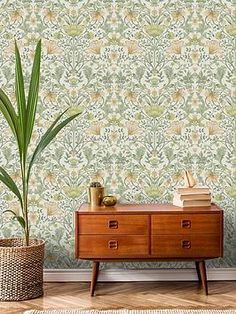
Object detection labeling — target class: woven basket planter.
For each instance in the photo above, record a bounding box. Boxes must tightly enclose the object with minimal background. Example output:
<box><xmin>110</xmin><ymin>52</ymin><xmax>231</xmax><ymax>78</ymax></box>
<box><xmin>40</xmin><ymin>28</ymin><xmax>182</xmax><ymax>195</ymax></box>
<box><xmin>0</xmin><ymin>238</ymin><xmax>45</xmax><ymax>301</ymax></box>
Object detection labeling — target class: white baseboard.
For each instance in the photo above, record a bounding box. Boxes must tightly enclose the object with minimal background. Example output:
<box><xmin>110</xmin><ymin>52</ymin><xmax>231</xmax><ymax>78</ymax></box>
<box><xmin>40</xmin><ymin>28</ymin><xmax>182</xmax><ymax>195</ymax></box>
<box><xmin>44</xmin><ymin>268</ymin><xmax>236</xmax><ymax>282</ymax></box>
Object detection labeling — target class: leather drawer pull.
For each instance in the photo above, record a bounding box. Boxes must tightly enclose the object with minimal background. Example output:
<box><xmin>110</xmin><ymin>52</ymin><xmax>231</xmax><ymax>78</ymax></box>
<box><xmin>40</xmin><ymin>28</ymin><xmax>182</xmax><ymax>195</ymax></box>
<box><xmin>108</xmin><ymin>240</ymin><xmax>118</xmax><ymax>249</ymax></box>
<box><xmin>108</xmin><ymin>220</ymin><xmax>118</xmax><ymax>229</ymax></box>
<box><xmin>182</xmin><ymin>240</ymin><xmax>191</xmax><ymax>249</ymax></box>
<box><xmin>181</xmin><ymin>220</ymin><xmax>191</xmax><ymax>229</ymax></box>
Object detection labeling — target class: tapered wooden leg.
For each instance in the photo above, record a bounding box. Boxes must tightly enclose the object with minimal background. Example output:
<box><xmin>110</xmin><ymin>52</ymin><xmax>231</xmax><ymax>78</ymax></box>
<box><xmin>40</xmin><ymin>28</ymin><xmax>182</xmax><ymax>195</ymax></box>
<box><xmin>195</xmin><ymin>261</ymin><xmax>201</xmax><ymax>283</ymax></box>
<box><xmin>199</xmin><ymin>260</ymin><xmax>208</xmax><ymax>295</ymax></box>
<box><xmin>90</xmin><ymin>261</ymin><xmax>99</xmax><ymax>296</ymax></box>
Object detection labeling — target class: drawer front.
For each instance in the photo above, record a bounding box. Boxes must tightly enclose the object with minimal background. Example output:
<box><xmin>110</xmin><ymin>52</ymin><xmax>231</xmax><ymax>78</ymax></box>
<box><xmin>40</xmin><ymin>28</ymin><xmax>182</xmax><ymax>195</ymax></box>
<box><xmin>79</xmin><ymin>215</ymin><xmax>149</xmax><ymax>235</ymax></box>
<box><xmin>152</xmin><ymin>214</ymin><xmax>220</xmax><ymax>235</ymax></box>
<box><xmin>78</xmin><ymin>235</ymin><xmax>149</xmax><ymax>258</ymax></box>
<box><xmin>152</xmin><ymin>235</ymin><xmax>221</xmax><ymax>258</ymax></box>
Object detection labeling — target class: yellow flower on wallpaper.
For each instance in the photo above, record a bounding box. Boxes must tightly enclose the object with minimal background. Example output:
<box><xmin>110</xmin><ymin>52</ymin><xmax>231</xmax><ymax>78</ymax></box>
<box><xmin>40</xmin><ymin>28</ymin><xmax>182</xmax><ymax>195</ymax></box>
<box><xmin>87</xmin><ymin>40</ymin><xmax>104</xmax><ymax>55</ymax></box>
<box><xmin>10</xmin><ymin>10</ymin><xmax>22</xmax><ymax>22</ymax></box>
<box><xmin>44</xmin><ymin>9</ymin><xmax>57</xmax><ymax>22</ymax></box>
<box><xmin>191</xmin><ymin>131</ymin><xmax>200</xmax><ymax>144</ymax></box>
<box><xmin>86</xmin><ymin>122</ymin><xmax>103</xmax><ymax>136</ymax></box>
<box><xmin>207</xmin><ymin>40</ymin><xmax>221</xmax><ymax>55</ymax></box>
<box><xmin>124</xmin><ymin>40</ymin><xmax>142</xmax><ymax>55</ymax></box>
<box><xmin>46</xmin><ymin>202</ymin><xmax>61</xmax><ymax>216</ymax></box>
<box><xmin>109</xmin><ymin>51</ymin><xmax>119</xmax><ymax>63</ymax></box>
<box><xmin>126</xmin><ymin>121</ymin><xmax>142</xmax><ymax>136</ymax></box>
<box><xmin>172</xmin><ymin>90</ymin><xmax>184</xmax><ymax>102</ymax></box>
<box><xmin>166</xmin><ymin>122</ymin><xmax>183</xmax><ymax>136</ymax></box>
<box><xmin>64</xmin><ymin>24</ymin><xmax>84</xmax><ymax>37</ymax></box>
<box><xmin>107</xmin><ymin>33</ymin><xmax>122</xmax><ymax>45</ymax></box>
<box><xmin>125</xmin><ymin>90</ymin><xmax>138</xmax><ymax>102</ymax></box>
<box><xmin>206</xmin><ymin>171</ymin><xmax>219</xmax><ymax>182</ymax></box>
<box><xmin>91</xmin><ymin>91</ymin><xmax>103</xmax><ymax>102</ymax></box>
<box><xmin>207</xmin><ymin>122</ymin><xmax>224</xmax><ymax>136</ymax></box>
<box><xmin>44</xmin><ymin>171</ymin><xmax>56</xmax><ymax>184</ymax></box>
<box><xmin>171</xmin><ymin>10</ymin><xmax>185</xmax><ymax>21</ymax></box>
<box><xmin>28</xmin><ymin>213</ymin><xmax>39</xmax><ymax>225</ymax></box>
<box><xmin>206</xmin><ymin>10</ymin><xmax>219</xmax><ymax>21</ymax></box>
<box><xmin>187</xmin><ymin>33</ymin><xmax>204</xmax><ymax>46</ymax></box>
<box><xmin>109</xmin><ymin>130</ymin><xmax>119</xmax><ymax>142</ymax></box>
<box><xmin>168</xmin><ymin>41</ymin><xmax>183</xmax><ymax>55</ymax></box>
<box><xmin>124</xmin><ymin>10</ymin><xmax>137</xmax><ymax>22</ymax></box>
<box><xmin>144</xmin><ymin>24</ymin><xmax>165</xmax><ymax>37</ymax></box>
<box><xmin>125</xmin><ymin>171</ymin><xmax>137</xmax><ymax>183</ymax></box>
<box><xmin>144</xmin><ymin>105</ymin><xmax>164</xmax><ymax>118</ymax></box>
<box><xmin>43</xmin><ymin>90</ymin><xmax>57</xmax><ymax>102</ymax></box>
<box><xmin>144</xmin><ymin>186</ymin><xmax>163</xmax><ymax>198</ymax></box>
<box><xmin>206</xmin><ymin>90</ymin><xmax>219</xmax><ymax>102</ymax></box>
<box><xmin>190</xmin><ymin>51</ymin><xmax>200</xmax><ymax>63</ymax></box>
<box><xmin>90</xmin><ymin>10</ymin><xmax>104</xmax><ymax>21</ymax></box>
<box><xmin>45</xmin><ymin>40</ymin><xmax>62</xmax><ymax>55</ymax></box>
<box><xmin>63</xmin><ymin>186</ymin><xmax>84</xmax><ymax>199</ymax></box>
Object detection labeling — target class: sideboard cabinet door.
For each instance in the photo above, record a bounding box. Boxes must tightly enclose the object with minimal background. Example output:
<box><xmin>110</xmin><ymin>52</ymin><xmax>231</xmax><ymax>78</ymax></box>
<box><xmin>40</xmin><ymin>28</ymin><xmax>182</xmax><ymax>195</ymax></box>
<box><xmin>151</xmin><ymin>234</ymin><xmax>221</xmax><ymax>258</ymax></box>
<box><xmin>78</xmin><ymin>235</ymin><xmax>149</xmax><ymax>258</ymax></box>
<box><xmin>151</xmin><ymin>213</ymin><xmax>222</xmax><ymax>258</ymax></box>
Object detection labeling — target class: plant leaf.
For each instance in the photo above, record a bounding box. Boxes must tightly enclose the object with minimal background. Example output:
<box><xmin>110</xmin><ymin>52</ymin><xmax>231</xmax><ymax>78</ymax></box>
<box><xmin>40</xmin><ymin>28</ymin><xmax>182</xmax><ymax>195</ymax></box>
<box><xmin>15</xmin><ymin>41</ymin><xmax>26</xmax><ymax>152</ymax></box>
<box><xmin>26</xmin><ymin>39</ymin><xmax>41</xmax><ymax>146</ymax></box>
<box><xmin>3</xmin><ymin>210</ymin><xmax>26</xmax><ymax>229</ymax></box>
<box><xmin>3</xmin><ymin>209</ymin><xmax>17</xmax><ymax>216</ymax></box>
<box><xmin>0</xmin><ymin>167</ymin><xmax>23</xmax><ymax>206</ymax></box>
<box><xmin>13</xmin><ymin>215</ymin><xmax>26</xmax><ymax>229</ymax></box>
<box><xmin>27</xmin><ymin>111</ymin><xmax>80</xmax><ymax>179</ymax></box>
<box><xmin>0</xmin><ymin>96</ymin><xmax>17</xmax><ymax>137</ymax></box>
<box><xmin>0</xmin><ymin>89</ymin><xmax>24</xmax><ymax>155</ymax></box>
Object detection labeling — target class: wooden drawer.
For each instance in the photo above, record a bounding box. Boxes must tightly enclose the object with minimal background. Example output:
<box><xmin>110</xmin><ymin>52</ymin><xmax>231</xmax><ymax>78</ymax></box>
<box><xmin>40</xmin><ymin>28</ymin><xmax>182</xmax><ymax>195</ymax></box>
<box><xmin>152</xmin><ymin>214</ymin><xmax>220</xmax><ymax>235</ymax></box>
<box><xmin>78</xmin><ymin>215</ymin><xmax>148</xmax><ymax>235</ymax></box>
<box><xmin>78</xmin><ymin>235</ymin><xmax>149</xmax><ymax>258</ymax></box>
<box><xmin>152</xmin><ymin>235</ymin><xmax>221</xmax><ymax>258</ymax></box>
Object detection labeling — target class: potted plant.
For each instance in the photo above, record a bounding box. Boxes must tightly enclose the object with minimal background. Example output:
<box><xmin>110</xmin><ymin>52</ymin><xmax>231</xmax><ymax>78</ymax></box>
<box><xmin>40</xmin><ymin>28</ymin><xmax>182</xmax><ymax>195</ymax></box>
<box><xmin>0</xmin><ymin>40</ymin><xmax>81</xmax><ymax>301</ymax></box>
<box><xmin>88</xmin><ymin>182</ymin><xmax>104</xmax><ymax>207</ymax></box>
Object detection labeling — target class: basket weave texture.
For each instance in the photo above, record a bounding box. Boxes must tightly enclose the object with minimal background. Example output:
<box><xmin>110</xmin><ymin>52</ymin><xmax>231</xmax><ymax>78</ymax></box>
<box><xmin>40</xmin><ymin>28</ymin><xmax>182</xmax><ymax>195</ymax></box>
<box><xmin>0</xmin><ymin>238</ymin><xmax>45</xmax><ymax>301</ymax></box>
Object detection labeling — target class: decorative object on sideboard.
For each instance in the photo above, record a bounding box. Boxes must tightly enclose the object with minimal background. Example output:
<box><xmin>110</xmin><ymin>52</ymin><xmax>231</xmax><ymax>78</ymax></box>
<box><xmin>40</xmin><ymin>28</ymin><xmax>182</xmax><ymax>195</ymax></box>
<box><xmin>0</xmin><ymin>40</ymin><xmax>81</xmax><ymax>301</ymax></box>
<box><xmin>88</xmin><ymin>182</ymin><xmax>104</xmax><ymax>207</ymax></box>
<box><xmin>173</xmin><ymin>171</ymin><xmax>211</xmax><ymax>208</ymax></box>
<box><xmin>102</xmin><ymin>195</ymin><xmax>117</xmax><ymax>206</ymax></box>
<box><xmin>184</xmin><ymin>170</ymin><xmax>196</xmax><ymax>188</ymax></box>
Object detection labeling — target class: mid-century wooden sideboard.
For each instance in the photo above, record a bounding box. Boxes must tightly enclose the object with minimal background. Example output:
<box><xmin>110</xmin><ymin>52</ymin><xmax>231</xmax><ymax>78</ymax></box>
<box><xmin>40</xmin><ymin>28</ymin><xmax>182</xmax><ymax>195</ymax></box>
<box><xmin>75</xmin><ymin>203</ymin><xmax>223</xmax><ymax>296</ymax></box>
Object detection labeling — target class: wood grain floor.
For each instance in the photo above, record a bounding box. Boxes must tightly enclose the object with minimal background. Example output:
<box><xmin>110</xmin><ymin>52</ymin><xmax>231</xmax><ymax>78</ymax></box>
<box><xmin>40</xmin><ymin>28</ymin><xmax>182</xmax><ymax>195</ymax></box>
<box><xmin>0</xmin><ymin>281</ymin><xmax>236</xmax><ymax>314</ymax></box>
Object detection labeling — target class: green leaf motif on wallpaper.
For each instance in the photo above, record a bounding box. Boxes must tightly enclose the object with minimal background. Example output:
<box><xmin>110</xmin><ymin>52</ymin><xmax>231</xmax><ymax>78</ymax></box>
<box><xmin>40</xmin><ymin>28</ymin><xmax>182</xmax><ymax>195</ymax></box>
<box><xmin>0</xmin><ymin>40</ymin><xmax>81</xmax><ymax>245</ymax></box>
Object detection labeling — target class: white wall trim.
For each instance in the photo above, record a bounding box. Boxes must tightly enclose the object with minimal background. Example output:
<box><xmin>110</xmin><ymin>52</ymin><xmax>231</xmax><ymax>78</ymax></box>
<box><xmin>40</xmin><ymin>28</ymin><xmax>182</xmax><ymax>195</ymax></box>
<box><xmin>44</xmin><ymin>268</ymin><xmax>236</xmax><ymax>282</ymax></box>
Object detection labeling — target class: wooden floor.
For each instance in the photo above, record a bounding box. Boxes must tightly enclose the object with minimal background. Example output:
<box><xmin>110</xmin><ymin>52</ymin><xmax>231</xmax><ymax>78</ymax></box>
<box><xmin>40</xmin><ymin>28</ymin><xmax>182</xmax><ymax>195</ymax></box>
<box><xmin>0</xmin><ymin>281</ymin><xmax>236</xmax><ymax>314</ymax></box>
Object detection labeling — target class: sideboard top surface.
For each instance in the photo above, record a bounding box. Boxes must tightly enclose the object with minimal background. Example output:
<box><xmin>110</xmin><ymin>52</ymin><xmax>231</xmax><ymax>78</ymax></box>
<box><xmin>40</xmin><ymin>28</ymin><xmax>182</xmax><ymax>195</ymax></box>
<box><xmin>77</xmin><ymin>203</ymin><xmax>222</xmax><ymax>214</ymax></box>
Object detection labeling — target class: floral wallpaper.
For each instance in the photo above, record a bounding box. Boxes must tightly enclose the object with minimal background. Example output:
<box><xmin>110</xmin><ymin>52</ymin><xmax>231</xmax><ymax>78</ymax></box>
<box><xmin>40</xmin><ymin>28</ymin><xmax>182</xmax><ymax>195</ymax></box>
<box><xmin>0</xmin><ymin>0</ymin><xmax>235</xmax><ymax>269</ymax></box>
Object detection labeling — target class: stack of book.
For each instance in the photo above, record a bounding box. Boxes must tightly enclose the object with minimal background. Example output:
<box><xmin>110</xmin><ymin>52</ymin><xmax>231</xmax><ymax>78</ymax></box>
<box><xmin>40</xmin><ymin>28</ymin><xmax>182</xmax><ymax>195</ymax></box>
<box><xmin>173</xmin><ymin>187</ymin><xmax>211</xmax><ymax>208</ymax></box>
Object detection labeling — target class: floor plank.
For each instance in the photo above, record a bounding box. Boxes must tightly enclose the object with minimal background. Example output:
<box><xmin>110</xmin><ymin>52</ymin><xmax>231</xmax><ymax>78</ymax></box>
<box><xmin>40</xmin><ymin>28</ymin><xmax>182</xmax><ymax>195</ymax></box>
<box><xmin>0</xmin><ymin>281</ymin><xmax>235</xmax><ymax>314</ymax></box>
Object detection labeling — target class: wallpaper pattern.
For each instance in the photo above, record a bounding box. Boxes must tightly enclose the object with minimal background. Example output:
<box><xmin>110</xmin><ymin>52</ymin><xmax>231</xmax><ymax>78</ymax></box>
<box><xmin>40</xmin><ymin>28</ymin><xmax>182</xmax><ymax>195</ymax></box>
<box><xmin>0</xmin><ymin>0</ymin><xmax>235</xmax><ymax>269</ymax></box>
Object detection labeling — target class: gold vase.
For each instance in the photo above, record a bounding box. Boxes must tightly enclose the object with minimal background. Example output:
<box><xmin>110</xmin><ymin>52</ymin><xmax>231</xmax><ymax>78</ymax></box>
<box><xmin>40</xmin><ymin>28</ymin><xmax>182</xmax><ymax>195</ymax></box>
<box><xmin>88</xmin><ymin>187</ymin><xmax>104</xmax><ymax>207</ymax></box>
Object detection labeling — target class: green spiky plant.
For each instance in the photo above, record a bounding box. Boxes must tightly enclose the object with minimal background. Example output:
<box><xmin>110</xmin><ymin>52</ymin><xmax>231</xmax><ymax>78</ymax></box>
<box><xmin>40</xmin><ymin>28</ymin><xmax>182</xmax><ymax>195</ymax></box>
<box><xmin>0</xmin><ymin>40</ymin><xmax>81</xmax><ymax>246</ymax></box>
